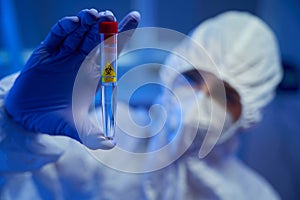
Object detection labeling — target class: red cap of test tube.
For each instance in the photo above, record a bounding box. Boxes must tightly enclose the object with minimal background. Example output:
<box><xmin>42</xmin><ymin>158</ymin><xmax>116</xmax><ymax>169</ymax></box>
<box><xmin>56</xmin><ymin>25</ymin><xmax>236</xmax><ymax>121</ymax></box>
<box><xmin>99</xmin><ymin>21</ymin><xmax>118</xmax><ymax>34</ymax></box>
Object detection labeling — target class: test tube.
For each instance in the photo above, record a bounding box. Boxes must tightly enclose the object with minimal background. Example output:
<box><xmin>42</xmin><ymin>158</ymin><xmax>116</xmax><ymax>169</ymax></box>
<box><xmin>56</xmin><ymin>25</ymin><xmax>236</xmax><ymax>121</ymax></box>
<box><xmin>99</xmin><ymin>21</ymin><xmax>118</xmax><ymax>140</ymax></box>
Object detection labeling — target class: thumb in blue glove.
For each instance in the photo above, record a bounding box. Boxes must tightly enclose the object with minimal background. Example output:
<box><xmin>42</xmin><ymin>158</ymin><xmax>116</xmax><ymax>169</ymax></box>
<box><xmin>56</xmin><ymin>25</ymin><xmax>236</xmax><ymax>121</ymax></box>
<box><xmin>5</xmin><ymin>9</ymin><xmax>141</xmax><ymax>150</ymax></box>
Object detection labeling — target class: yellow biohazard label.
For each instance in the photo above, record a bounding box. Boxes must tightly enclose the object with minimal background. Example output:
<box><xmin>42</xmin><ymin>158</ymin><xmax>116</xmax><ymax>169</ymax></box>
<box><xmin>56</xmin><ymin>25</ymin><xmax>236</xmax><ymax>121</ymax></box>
<box><xmin>102</xmin><ymin>62</ymin><xmax>116</xmax><ymax>82</ymax></box>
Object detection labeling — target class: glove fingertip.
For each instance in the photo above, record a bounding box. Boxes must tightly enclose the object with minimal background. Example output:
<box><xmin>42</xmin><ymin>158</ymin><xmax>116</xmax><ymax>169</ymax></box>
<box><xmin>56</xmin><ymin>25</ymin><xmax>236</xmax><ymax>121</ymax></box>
<box><xmin>78</xmin><ymin>9</ymin><xmax>99</xmax><ymax>26</ymax></box>
<box><xmin>83</xmin><ymin>134</ymin><xmax>116</xmax><ymax>150</ymax></box>
<box><xmin>99</xmin><ymin>10</ymin><xmax>116</xmax><ymax>22</ymax></box>
<box><xmin>128</xmin><ymin>11</ymin><xmax>141</xmax><ymax>22</ymax></box>
<box><xmin>118</xmin><ymin>11</ymin><xmax>141</xmax><ymax>33</ymax></box>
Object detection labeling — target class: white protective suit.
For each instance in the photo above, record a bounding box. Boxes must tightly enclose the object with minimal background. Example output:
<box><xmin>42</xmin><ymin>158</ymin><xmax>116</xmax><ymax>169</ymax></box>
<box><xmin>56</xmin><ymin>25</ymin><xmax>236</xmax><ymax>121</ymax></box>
<box><xmin>0</xmin><ymin>11</ymin><xmax>281</xmax><ymax>200</ymax></box>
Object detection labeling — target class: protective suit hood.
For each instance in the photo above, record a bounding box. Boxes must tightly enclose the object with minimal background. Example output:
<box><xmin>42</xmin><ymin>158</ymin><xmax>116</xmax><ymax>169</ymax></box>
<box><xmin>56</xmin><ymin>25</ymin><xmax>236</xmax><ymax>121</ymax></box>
<box><xmin>160</xmin><ymin>11</ymin><xmax>283</xmax><ymax>128</ymax></box>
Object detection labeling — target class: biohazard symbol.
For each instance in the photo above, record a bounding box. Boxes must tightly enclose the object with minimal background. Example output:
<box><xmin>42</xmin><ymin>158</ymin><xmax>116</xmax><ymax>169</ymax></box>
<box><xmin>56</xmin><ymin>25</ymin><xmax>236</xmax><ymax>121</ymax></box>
<box><xmin>102</xmin><ymin>62</ymin><xmax>116</xmax><ymax>83</ymax></box>
<box><xmin>102</xmin><ymin>62</ymin><xmax>116</xmax><ymax>76</ymax></box>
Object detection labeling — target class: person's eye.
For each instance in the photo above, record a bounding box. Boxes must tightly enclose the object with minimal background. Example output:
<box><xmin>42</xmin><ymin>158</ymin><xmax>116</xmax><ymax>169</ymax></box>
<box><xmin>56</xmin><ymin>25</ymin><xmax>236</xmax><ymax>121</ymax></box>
<box><xmin>182</xmin><ymin>70</ymin><xmax>205</xmax><ymax>86</ymax></box>
<box><xmin>184</xmin><ymin>76</ymin><xmax>196</xmax><ymax>85</ymax></box>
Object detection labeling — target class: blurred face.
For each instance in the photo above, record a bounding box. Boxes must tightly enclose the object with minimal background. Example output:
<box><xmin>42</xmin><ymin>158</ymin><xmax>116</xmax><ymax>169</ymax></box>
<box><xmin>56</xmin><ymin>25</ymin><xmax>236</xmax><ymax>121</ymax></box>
<box><xmin>159</xmin><ymin>68</ymin><xmax>243</xmax><ymax>145</ymax></box>
<box><xmin>157</xmin><ymin>68</ymin><xmax>243</xmax><ymax>151</ymax></box>
<box><xmin>172</xmin><ymin>69</ymin><xmax>242</xmax><ymax>123</ymax></box>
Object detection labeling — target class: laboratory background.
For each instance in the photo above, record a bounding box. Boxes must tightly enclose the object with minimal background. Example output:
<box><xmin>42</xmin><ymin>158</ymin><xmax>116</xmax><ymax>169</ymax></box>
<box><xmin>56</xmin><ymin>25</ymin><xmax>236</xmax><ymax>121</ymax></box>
<box><xmin>0</xmin><ymin>0</ymin><xmax>299</xmax><ymax>199</ymax></box>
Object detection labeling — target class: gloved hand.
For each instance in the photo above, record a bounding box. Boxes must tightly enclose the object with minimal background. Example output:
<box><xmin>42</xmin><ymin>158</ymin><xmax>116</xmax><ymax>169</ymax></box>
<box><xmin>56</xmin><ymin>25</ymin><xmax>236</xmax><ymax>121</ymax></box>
<box><xmin>5</xmin><ymin>9</ymin><xmax>140</xmax><ymax>150</ymax></box>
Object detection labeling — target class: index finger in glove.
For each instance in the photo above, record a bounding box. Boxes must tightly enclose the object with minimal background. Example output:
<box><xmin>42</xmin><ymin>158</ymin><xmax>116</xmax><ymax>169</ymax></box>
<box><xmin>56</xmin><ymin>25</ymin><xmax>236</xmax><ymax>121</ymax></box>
<box><xmin>61</xmin><ymin>9</ymin><xmax>100</xmax><ymax>53</ymax></box>
<box><xmin>79</xmin><ymin>10</ymin><xmax>116</xmax><ymax>55</ymax></box>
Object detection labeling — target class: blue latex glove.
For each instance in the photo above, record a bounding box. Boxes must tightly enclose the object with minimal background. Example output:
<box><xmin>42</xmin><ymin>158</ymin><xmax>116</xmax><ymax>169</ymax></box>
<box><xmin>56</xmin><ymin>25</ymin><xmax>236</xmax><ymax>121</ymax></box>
<box><xmin>5</xmin><ymin>9</ymin><xmax>140</xmax><ymax>150</ymax></box>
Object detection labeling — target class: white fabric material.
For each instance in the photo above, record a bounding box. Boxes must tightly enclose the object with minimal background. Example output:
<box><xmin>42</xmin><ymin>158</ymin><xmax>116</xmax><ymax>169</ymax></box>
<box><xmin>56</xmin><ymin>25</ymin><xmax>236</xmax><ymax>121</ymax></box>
<box><xmin>0</xmin><ymin>73</ymin><xmax>280</xmax><ymax>199</ymax></box>
<box><xmin>160</xmin><ymin>11</ymin><xmax>283</xmax><ymax>128</ymax></box>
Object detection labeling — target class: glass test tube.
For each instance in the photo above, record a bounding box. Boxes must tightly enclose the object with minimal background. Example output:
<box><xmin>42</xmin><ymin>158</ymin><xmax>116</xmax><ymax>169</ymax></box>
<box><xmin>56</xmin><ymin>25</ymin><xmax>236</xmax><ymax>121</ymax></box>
<box><xmin>99</xmin><ymin>21</ymin><xmax>118</xmax><ymax>140</ymax></box>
